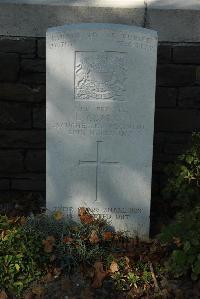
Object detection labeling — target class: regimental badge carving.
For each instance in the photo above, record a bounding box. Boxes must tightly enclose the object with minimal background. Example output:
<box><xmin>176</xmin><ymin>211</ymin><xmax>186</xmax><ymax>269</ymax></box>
<box><xmin>74</xmin><ymin>51</ymin><xmax>128</xmax><ymax>101</ymax></box>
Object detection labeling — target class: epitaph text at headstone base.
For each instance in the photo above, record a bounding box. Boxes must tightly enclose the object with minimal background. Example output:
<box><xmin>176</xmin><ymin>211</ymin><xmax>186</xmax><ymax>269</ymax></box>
<box><xmin>46</xmin><ymin>24</ymin><xmax>157</xmax><ymax>239</ymax></box>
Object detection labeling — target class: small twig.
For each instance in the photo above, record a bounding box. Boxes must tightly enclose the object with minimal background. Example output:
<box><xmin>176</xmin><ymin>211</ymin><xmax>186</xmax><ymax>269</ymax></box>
<box><xmin>149</xmin><ymin>261</ymin><xmax>160</xmax><ymax>292</ymax></box>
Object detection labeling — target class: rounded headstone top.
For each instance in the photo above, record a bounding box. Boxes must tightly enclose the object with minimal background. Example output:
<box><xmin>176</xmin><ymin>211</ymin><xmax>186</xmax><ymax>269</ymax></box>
<box><xmin>47</xmin><ymin>23</ymin><xmax>158</xmax><ymax>39</ymax></box>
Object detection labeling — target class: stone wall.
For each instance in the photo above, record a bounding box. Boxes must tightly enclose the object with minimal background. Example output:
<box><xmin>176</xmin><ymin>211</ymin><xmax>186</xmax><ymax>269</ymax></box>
<box><xmin>0</xmin><ymin>37</ymin><xmax>46</xmax><ymax>214</ymax></box>
<box><xmin>0</xmin><ymin>36</ymin><xmax>199</xmax><ymax>219</ymax></box>
<box><xmin>152</xmin><ymin>43</ymin><xmax>200</xmax><ymax>231</ymax></box>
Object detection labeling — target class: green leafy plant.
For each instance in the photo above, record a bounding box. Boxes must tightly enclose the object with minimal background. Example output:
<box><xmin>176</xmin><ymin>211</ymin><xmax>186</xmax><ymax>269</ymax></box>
<box><xmin>110</xmin><ymin>258</ymin><xmax>155</xmax><ymax>292</ymax></box>
<box><xmin>0</xmin><ymin>209</ymin><xmax>168</xmax><ymax>298</ymax></box>
<box><xmin>24</xmin><ymin>209</ymin><xmax>114</xmax><ymax>273</ymax></box>
<box><xmin>160</xmin><ymin>132</ymin><xmax>200</xmax><ymax>280</ymax></box>
<box><xmin>159</xmin><ymin>207</ymin><xmax>200</xmax><ymax>280</ymax></box>
<box><xmin>0</xmin><ymin>209</ymin><xmax>115</xmax><ymax>296</ymax></box>
<box><xmin>0</xmin><ymin>215</ymin><xmax>50</xmax><ymax>296</ymax></box>
<box><xmin>112</xmin><ymin>272</ymin><xmax>128</xmax><ymax>290</ymax></box>
<box><xmin>163</xmin><ymin>132</ymin><xmax>200</xmax><ymax>211</ymax></box>
<box><xmin>127</xmin><ymin>272</ymin><xmax>140</xmax><ymax>287</ymax></box>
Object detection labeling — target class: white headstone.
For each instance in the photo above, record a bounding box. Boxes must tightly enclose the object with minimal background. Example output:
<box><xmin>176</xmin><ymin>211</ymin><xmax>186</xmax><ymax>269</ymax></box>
<box><xmin>46</xmin><ymin>23</ymin><xmax>157</xmax><ymax>239</ymax></box>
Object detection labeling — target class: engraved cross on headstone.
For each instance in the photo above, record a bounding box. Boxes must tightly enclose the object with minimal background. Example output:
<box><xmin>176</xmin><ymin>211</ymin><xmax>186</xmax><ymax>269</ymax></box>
<box><xmin>79</xmin><ymin>141</ymin><xmax>119</xmax><ymax>203</ymax></box>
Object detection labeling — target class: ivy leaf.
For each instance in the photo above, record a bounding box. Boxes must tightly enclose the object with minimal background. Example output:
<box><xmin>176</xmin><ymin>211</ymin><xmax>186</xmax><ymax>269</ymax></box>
<box><xmin>191</xmin><ymin>273</ymin><xmax>198</xmax><ymax>281</ymax></box>
<box><xmin>13</xmin><ymin>281</ymin><xmax>23</xmax><ymax>288</ymax></box>
<box><xmin>15</xmin><ymin>263</ymin><xmax>20</xmax><ymax>271</ymax></box>
<box><xmin>186</xmin><ymin>155</ymin><xmax>194</xmax><ymax>164</ymax></box>
<box><xmin>192</xmin><ymin>260</ymin><xmax>200</xmax><ymax>275</ymax></box>
<box><xmin>183</xmin><ymin>241</ymin><xmax>191</xmax><ymax>252</ymax></box>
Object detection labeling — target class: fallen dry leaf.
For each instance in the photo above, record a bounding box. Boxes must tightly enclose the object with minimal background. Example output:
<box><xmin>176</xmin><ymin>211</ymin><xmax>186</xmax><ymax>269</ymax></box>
<box><xmin>78</xmin><ymin>207</ymin><xmax>88</xmax><ymax>215</ymax></box>
<box><xmin>174</xmin><ymin>289</ymin><xmax>184</xmax><ymax>299</ymax></box>
<box><xmin>50</xmin><ymin>254</ymin><xmax>56</xmax><ymax>262</ymax></box>
<box><xmin>109</xmin><ymin>261</ymin><xmax>119</xmax><ymax>273</ymax></box>
<box><xmin>124</xmin><ymin>256</ymin><xmax>130</xmax><ymax>271</ymax></box>
<box><xmin>160</xmin><ymin>288</ymin><xmax>171</xmax><ymax>299</ymax></box>
<box><xmin>42</xmin><ymin>242</ymin><xmax>53</xmax><ymax>253</ymax></box>
<box><xmin>0</xmin><ymin>291</ymin><xmax>8</xmax><ymax>299</ymax></box>
<box><xmin>31</xmin><ymin>285</ymin><xmax>44</xmax><ymax>296</ymax></box>
<box><xmin>71</xmin><ymin>225</ymin><xmax>79</xmax><ymax>232</ymax></box>
<box><xmin>53</xmin><ymin>267</ymin><xmax>62</xmax><ymax>278</ymax></box>
<box><xmin>61</xmin><ymin>276</ymin><xmax>72</xmax><ymax>291</ymax></box>
<box><xmin>53</xmin><ymin>210</ymin><xmax>63</xmax><ymax>221</ymax></box>
<box><xmin>78</xmin><ymin>207</ymin><xmax>95</xmax><ymax>224</ymax></box>
<box><xmin>79</xmin><ymin>262</ymin><xmax>94</xmax><ymax>279</ymax></box>
<box><xmin>86</xmin><ymin>267</ymin><xmax>95</xmax><ymax>279</ymax></box>
<box><xmin>42</xmin><ymin>272</ymin><xmax>53</xmax><ymax>283</ymax></box>
<box><xmin>103</xmin><ymin>231</ymin><xmax>113</xmax><ymax>241</ymax></box>
<box><xmin>1</xmin><ymin>230</ymin><xmax>8</xmax><ymax>240</ymax></box>
<box><xmin>80</xmin><ymin>287</ymin><xmax>94</xmax><ymax>299</ymax></box>
<box><xmin>80</xmin><ymin>214</ymin><xmax>94</xmax><ymax>224</ymax></box>
<box><xmin>89</xmin><ymin>230</ymin><xmax>99</xmax><ymax>244</ymax></box>
<box><xmin>23</xmin><ymin>291</ymin><xmax>33</xmax><ymax>299</ymax></box>
<box><xmin>127</xmin><ymin>287</ymin><xmax>143</xmax><ymax>299</ymax></box>
<box><xmin>46</xmin><ymin>235</ymin><xmax>55</xmax><ymax>243</ymax></box>
<box><xmin>20</xmin><ymin>216</ymin><xmax>27</xmax><ymax>225</ymax></box>
<box><xmin>63</xmin><ymin>236</ymin><xmax>73</xmax><ymax>244</ymax></box>
<box><xmin>91</xmin><ymin>261</ymin><xmax>108</xmax><ymax>288</ymax></box>
<box><xmin>42</xmin><ymin>235</ymin><xmax>55</xmax><ymax>253</ymax></box>
<box><xmin>173</xmin><ymin>237</ymin><xmax>182</xmax><ymax>247</ymax></box>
